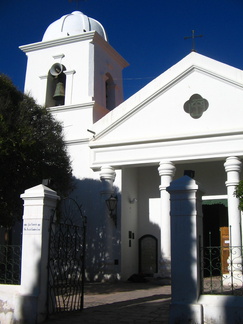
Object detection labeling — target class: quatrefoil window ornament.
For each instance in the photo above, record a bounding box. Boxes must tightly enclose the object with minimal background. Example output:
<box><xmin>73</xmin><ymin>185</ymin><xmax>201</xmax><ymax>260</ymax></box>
<box><xmin>183</xmin><ymin>94</ymin><xmax>209</xmax><ymax>119</ymax></box>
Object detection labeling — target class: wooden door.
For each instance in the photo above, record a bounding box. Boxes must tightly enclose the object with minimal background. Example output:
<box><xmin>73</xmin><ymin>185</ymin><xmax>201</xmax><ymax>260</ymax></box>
<box><xmin>139</xmin><ymin>235</ymin><xmax>158</xmax><ymax>276</ymax></box>
<box><xmin>220</xmin><ymin>227</ymin><xmax>229</xmax><ymax>274</ymax></box>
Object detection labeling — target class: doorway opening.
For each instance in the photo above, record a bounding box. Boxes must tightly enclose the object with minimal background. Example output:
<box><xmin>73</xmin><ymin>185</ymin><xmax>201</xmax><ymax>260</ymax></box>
<box><xmin>203</xmin><ymin>202</ymin><xmax>228</xmax><ymax>246</ymax></box>
<box><xmin>139</xmin><ymin>235</ymin><xmax>158</xmax><ymax>276</ymax></box>
<box><xmin>202</xmin><ymin>202</ymin><xmax>228</xmax><ymax>275</ymax></box>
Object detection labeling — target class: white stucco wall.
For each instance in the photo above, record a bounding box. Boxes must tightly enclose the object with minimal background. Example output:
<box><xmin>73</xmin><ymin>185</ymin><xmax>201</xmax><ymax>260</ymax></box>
<box><xmin>121</xmin><ymin>167</ymin><xmax>139</xmax><ymax>279</ymax></box>
<box><xmin>0</xmin><ymin>285</ymin><xmax>21</xmax><ymax>324</ymax></box>
<box><xmin>199</xmin><ymin>295</ymin><xmax>243</xmax><ymax>324</ymax></box>
<box><xmin>137</xmin><ymin>166</ymin><xmax>161</xmax><ymax>248</ymax></box>
<box><xmin>93</xmin><ymin>39</ymin><xmax>126</xmax><ymax>109</ymax></box>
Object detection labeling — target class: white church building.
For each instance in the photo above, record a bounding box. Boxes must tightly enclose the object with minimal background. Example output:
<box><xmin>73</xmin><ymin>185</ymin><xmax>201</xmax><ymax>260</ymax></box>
<box><xmin>20</xmin><ymin>11</ymin><xmax>243</xmax><ymax>282</ymax></box>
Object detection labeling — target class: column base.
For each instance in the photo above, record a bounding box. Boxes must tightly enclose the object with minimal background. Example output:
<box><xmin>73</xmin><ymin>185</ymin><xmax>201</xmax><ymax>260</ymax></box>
<box><xmin>169</xmin><ymin>303</ymin><xmax>203</xmax><ymax>324</ymax></box>
<box><xmin>158</xmin><ymin>258</ymin><xmax>171</xmax><ymax>279</ymax></box>
<box><xmin>223</xmin><ymin>272</ymin><xmax>243</xmax><ymax>290</ymax></box>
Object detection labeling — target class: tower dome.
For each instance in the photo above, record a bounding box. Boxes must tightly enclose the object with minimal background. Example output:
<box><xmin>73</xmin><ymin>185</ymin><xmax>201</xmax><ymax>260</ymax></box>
<box><xmin>42</xmin><ymin>11</ymin><xmax>108</xmax><ymax>42</ymax></box>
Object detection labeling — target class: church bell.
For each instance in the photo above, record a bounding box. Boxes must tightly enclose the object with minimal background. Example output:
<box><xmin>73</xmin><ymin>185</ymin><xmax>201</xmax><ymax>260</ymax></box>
<box><xmin>53</xmin><ymin>82</ymin><xmax>65</xmax><ymax>98</ymax></box>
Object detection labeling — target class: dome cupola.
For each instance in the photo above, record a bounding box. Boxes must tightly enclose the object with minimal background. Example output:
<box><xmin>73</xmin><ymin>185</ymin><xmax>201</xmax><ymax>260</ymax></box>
<box><xmin>42</xmin><ymin>11</ymin><xmax>107</xmax><ymax>41</ymax></box>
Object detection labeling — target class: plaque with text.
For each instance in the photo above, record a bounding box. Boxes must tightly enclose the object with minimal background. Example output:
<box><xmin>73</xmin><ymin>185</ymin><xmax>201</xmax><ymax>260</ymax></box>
<box><xmin>23</xmin><ymin>221</ymin><xmax>42</xmax><ymax>234</ymax></box>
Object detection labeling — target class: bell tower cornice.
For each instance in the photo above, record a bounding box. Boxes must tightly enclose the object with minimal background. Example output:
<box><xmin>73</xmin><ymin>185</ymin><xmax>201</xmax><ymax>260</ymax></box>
<box><xmin>19</xmin><ymin>32</ymin><xmax>128</xmax><ymax>69</ymax></box>
<box><xmin>19</xmin><ymin>31</ymin><xmax>98</xmax><ymax>53</ymax></box>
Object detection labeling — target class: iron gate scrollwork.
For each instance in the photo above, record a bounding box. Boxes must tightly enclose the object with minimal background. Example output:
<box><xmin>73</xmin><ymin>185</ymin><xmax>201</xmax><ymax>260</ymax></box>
<box><xmin>48</xmin><ymin>197</ymin><xmax>86</xmax><ymax>313</ymax></box>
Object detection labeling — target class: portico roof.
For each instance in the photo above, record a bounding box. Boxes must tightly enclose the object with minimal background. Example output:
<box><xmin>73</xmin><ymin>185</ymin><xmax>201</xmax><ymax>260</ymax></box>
<box><xmin>89</xmin><ymin>52</ymin><xmax>243</xmax><ymax>170</ymax></box>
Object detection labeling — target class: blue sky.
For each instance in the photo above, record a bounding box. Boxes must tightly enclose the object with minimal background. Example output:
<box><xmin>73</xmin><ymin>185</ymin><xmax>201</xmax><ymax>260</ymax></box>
<box><xmin>1</xmin><ymin>0</ymin><xmax>243</xmax><ymax>99</ymax></box>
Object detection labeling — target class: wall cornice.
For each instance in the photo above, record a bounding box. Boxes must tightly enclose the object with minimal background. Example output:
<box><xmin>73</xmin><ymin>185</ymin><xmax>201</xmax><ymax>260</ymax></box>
<box><xmin>90</xmin><ymin>132</ymin><xmax>243</xmax><ymax>170</ymax></box>
<box><xmin>89</xmin><ymin>129</ymin><xmax>243</xmax><ymax>149</ymax></box>
<box><xmin>19</xmin><ymin>32</ymin><xmax>129</xmax><ymax>70</ymax></box>
<box><xmin>65</xmin><ymin>138</ymin><xmax>90</xmax><ymax>146</ymax></box>
<box><xmin>48</xmin><ymin>102</ymin><xmax>95</xmax><ymax>113</ymax></box>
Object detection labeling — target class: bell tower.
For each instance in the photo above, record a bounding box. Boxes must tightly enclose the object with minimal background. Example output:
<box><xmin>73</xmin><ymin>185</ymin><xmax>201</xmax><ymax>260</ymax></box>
<box><xmin>20</xmin><ymin>11</ymin><xmax>128</xmax><ymax>143</ymax></box>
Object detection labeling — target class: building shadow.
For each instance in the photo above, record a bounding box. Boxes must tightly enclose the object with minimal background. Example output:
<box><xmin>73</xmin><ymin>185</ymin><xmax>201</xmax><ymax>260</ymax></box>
<box><xmin>44</xmin><ymin>287</ymin><xmax>171</xmax><ymax>324</ymax></box>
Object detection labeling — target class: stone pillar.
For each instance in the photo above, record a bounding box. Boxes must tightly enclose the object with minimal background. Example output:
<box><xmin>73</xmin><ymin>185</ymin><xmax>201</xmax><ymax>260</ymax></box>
<box><xmin>39</xmin><ymin>75</ymin><xmax>48</xmax><ymax>106</ymax></box>
<box><xmin>224</xmin><ymin>156</ymin><xmax>242</xmax><ymax>277</ymax></box>
<box><xmin>19</xmin><ymin>184</ymin><xmax>59</xmax><ymax>323</ymax></box>
<box><xmin>158</xmin><ymin>160</ymin><xmax>176</xmax><ymax>277</ymax></box>
<box><xmin>64</xmin><ymin>70</ymin><xmax>76</xmax><ymax>105</ymax></box>
<box><xmin>99</xmin><ymin>165</ymin><xmax>117</xmax><ymax>281</ymax></box>
<box><xmin>167</xmin><ymin>176</ymin><xmax>204</xmax><ymax>324</ymax></box>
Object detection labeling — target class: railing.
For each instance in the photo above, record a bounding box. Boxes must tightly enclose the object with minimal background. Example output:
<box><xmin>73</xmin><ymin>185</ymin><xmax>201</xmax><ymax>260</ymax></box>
<box><xmin>201</xmin><ymin>244</ymin><xmax>243</xmax><ymax>296</ymax></box>
<box><xmin>0</xmin><ymin>245</ymin><xmax>22</xmax><ymax>284</ymax></box>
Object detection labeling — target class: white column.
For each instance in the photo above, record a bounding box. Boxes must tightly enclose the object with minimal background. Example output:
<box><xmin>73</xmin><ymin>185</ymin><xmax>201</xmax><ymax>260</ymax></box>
<box><xmin>224</xmin><ymin>156</ymin><xmax>242</xmax><ymax>278</ymax></box>
<box><xmin>19</xmin><ymin>184</ymin><xmax>59</xmax><ymax>323</ymax></box>
<box><xmin>224</xmin><ymin>157</ymin><xmax>242</xmax><ymax>246</ymax></box>
<box><xmin>158</xmin><ymin>160</ymin><xmax>176</xmax><ymax>277</ymax></box>
<box><xmin>99</xmin><ymin>165</ymin><xmax>117</xmax><ymax>280</ymax></box>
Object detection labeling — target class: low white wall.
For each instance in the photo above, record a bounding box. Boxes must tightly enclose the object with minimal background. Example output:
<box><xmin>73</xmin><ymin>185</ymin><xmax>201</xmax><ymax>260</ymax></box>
<box><xmin>0</xmin><ymin>184</ymin><xmax>59</xmax><ymax>323</ymax></box>
<box><xmin>199</xmin><ymin>295</ymin><xmax>243</xmax><ymax>324</ymax></box>
<box><xmin>0</xmin><ymin>285</ymin><xmax>21</xmax><ymax>324</ymax></box>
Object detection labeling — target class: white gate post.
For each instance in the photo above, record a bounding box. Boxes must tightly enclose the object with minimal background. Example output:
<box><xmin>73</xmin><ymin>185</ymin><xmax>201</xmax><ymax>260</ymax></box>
<box><xmin>19</xmin><ymin>184</ymin><xmax>59</xmax><ymax>323</ymax></box>
<box><xmin>167</xmin><ymin>175</ymin><xmax>204</xmax><ymax>324</ymax></box>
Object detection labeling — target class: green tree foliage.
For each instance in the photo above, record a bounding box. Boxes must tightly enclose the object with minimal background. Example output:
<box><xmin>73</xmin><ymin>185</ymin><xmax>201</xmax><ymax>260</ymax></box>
<box><xmin>235</xmin><ymin>180</ymin><xmax>243</xmax><ymax>212</ymax></box>
<box><xmin>0</xmin><ymin>75</ymin><xmax>73</xmax><ymax>227</ymax></box>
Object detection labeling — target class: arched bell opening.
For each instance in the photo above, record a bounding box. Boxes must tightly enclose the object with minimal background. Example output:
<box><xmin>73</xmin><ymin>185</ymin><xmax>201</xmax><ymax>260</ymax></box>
<box><xmin>105</xmin><ymin>73</ymin><xmax>116</xmax><ymax>110</ymax></box>
<box><xmin>45</xmin><ymin>63</ymin><xmax>66</xmax><ymax>108</ymax></box>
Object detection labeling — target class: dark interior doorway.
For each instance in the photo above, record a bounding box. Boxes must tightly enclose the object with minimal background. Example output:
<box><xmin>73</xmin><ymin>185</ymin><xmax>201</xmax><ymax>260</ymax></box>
<box><xmin>203</xmin><ymin>203</ymin><xmax>228</xmax><ymax>246</ymax></box>
<box><xmin>139</xmin><ymin>235</ymin><xmax>158</xmax><ymax>276</ymax></box>
<box><xmin>202</xmin><ymin>203</ymin><xmax>228</xmax><ymax>276</ymax></box>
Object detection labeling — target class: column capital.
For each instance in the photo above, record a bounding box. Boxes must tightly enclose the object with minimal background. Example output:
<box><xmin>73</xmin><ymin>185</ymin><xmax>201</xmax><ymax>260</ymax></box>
<box><xmin>158</xmin><ymin>161</ymin><xmax>176</xmax><ymax>191</ymax></box>
<box><xmin>224</xmin><ymin>157</ymin><xmax>242</xmax><ymax>187</ymax></box>
<box><xmin>100</xmin><ymin>165</ymin><xmax>116</xmax><ymax>194</ymax></box>
<box><xmin>100</xmin><ymin>165</ymin><xmax>116</xmax><ymax>182</ymax></box>
<box><xmin>224</xmin><ymin>156</ymin><xmax>242</xmax><ymax>173</ymax></box>
<box><xmin>158</xmin><ymin>160</ymin><xmax>176</xmax><ymax>177</ymax></box>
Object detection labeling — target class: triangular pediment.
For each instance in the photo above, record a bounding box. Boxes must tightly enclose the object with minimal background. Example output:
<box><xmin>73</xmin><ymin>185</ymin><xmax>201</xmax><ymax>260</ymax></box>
<box><xmin>90</xmin><ymin>52</ymin><xmax>243</xmax><ymax>146</ymax></box>
<box><xmin>89</xmin><ymin>52</ymin><xmax>243</xmax><ymax>170</ymax></box>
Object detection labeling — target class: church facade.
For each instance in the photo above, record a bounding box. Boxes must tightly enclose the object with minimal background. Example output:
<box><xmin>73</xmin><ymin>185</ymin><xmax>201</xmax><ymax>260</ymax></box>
<box><xmin>20</xmin><ymin>11</ymin><xmax>243</xmax><ymax>281</ymax></box>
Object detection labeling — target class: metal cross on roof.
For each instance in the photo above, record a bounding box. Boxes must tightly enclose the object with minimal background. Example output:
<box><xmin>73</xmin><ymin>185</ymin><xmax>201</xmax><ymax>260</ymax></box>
<box><xmin>184</xmin><ymin>30</ymin><xmax>203</xmax><ymax>52</ymax></box>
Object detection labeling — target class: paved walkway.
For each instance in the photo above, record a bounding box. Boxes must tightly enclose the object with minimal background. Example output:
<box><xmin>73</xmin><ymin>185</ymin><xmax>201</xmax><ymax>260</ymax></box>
<box><xmin>44</xmin><ymin>280</ymin><xmax>171</xmax><ymax>323</ymax></box>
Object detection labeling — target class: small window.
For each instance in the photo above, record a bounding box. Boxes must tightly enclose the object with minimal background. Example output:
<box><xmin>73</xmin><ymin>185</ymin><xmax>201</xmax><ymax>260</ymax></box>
<box><xmin>105</xmin><ymin>73</ymin><xmax>115</xmax><ymax>110</ymax></box>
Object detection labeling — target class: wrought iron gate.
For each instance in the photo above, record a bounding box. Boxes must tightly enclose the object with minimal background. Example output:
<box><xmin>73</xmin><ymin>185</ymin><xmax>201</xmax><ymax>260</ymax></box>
<box><xmin>48</xmin><ymin>197</ymin><xmax>86</xmax><ymax>313</ymax></box>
